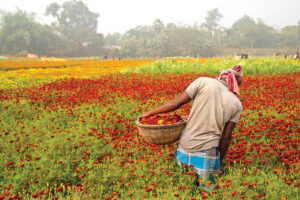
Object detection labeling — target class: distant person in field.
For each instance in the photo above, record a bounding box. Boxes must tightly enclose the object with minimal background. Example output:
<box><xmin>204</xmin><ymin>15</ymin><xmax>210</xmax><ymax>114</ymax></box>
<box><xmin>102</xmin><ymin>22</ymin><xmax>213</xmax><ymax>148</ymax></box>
<box><xmin>294</xmin><ymin>52</ymin><xmax>300</xmax><ymax>60</ymax></box>
<box><xmin>102</xmin><ymin>54</ymin><xmax>108</xmax><ymax>60</ymax></box>
<box><xmin>139</xmin><ymin>65</ymin><xmax>243</xmax><ymax>189</ymax></box>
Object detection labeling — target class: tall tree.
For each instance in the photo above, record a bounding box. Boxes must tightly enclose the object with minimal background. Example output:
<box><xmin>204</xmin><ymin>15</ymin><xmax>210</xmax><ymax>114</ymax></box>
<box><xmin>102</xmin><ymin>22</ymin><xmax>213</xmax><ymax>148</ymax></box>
<box><xmin>105</xmin><ymin>33</ymin><xmax>121</xmax><ymax>46</ymax></box>
<box><xmin>45</xmin><ymin>0</ymin><xmax>101</xmax><ymax>56</ymax></box>
<box><xmin>121</xmin><ymin>19</ymin><xmax>217</xmax><ymax>58</ymax></box>
<box><xmin>152</xmin><ymin>19</ymin><xmax>165</xmax><ymax>57</ymax></box>
<box><xmin>0</xmin><ymin>9</ymin><xmax>61</xmax><ymax>56</ymax></box>
<box><xmin>254</xmin><ymin>18</ymin><xmax>279</xmax><ymax>48</ymax></box>
<box><xmin>201</xmin><ymin>8</ymin><xmax>223</xmax><ymax>47</ymax></box>
<box><xmin>227</xmin><ymin>15</ymin><xmax>279</xmax><ymax>48</ymax></box>
<box><xmin>225</xmin><ymin>15</ymin><xmax>256</xmax><ymax>48</ymax></box>
<box><xmin>280</xmin><ymin>23</ymin><xmax>300</xmax><ymax>48</ymax></box>
<box><xmin>202</xmin><ymin>8</ymin><xmax>223</xmax><ymax>36</ymax></box>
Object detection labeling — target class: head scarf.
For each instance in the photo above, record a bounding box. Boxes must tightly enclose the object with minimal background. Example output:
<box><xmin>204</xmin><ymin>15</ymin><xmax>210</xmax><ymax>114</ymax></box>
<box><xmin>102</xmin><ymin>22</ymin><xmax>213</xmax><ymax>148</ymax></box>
<box><xmin>216</xmin><ymin>65</ymin><xmax>242</xmax><ymax>95</ymax></box>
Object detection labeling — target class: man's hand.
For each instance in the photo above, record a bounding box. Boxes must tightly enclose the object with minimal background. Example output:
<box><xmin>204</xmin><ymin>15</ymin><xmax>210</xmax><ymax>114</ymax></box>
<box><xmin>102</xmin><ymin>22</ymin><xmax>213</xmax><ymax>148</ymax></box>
<box><xmin>138</xmin><ymin>112</ymin><xmax>152</xmax><ymax>119</ymax></box>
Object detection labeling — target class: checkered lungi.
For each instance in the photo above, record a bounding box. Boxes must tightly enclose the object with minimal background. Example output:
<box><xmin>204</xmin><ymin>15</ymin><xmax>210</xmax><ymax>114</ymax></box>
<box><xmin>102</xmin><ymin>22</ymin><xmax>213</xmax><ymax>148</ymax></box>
<box><xmin>175</xmin><ymin>146</ymin><xmax>220</xmax><ymax>181</ymax></box>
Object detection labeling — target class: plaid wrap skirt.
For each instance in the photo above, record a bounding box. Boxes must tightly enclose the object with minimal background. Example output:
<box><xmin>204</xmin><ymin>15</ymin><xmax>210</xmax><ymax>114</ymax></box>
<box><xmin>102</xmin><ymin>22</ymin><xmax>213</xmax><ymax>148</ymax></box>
<box><xmin>175</xmin><ymin>146</ymin><xmax>220</xmax><ymax>180</ymax></box>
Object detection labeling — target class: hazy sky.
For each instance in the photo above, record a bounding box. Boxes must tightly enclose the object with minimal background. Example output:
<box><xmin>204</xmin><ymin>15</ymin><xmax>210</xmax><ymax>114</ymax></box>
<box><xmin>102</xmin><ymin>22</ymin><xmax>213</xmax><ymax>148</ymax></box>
<box><xmin>2</xmin><ymin>0</ymin><xmax>300</xmax><ymax>35</ymax></box>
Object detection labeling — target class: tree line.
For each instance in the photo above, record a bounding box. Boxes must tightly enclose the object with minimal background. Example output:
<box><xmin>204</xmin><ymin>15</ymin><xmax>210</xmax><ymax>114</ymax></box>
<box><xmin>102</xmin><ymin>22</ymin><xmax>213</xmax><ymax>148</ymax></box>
<box><xmin>0</xmin><ymin>0</ymin><xmax>299</xmax><ymax>58</ymax></box>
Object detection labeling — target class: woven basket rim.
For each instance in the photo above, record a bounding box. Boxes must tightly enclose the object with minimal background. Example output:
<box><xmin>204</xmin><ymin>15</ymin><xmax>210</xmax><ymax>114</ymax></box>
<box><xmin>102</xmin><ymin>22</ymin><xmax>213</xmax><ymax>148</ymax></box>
<box><xmin>136</xmin><ymin>115</ymin><xmax>187</xmax><ymax>129</ymax></box>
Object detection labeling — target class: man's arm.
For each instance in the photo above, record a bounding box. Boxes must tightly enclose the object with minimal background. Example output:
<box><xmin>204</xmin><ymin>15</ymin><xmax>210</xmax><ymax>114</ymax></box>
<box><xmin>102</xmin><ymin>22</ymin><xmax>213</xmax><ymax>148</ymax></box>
<box><xmin>138</xmin><ymin>92</ymin><xmax>191</xmax><ymax>118</ymax></box>
<box><xmin>219</xmin><ymin>121</ymin><xmax>236</xmax><ymax>167</ymax></box>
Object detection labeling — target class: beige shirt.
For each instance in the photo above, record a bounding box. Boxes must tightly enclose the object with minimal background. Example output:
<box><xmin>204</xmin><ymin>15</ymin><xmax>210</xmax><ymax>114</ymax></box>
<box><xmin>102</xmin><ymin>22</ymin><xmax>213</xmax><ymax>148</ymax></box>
<box><xmin>178</xmin><ymin>77</ymin><xmax>242</xmax><ymax>152</ymax></box>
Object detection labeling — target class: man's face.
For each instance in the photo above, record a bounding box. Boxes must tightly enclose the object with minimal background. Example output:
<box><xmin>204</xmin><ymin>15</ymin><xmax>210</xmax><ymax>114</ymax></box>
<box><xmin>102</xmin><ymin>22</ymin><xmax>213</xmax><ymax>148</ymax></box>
<box><xmin>235</xmin><ymin>75</ymin><xmax>242</xmax><ymax>85</ymax></box>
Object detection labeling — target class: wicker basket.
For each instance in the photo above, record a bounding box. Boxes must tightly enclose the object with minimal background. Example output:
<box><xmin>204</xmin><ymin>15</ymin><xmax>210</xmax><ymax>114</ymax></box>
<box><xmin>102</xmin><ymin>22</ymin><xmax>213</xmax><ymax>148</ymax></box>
<box><xmin>136</xmin><ymin>115</ymin><xmax>187</xmax><ymax>145</ymax></box>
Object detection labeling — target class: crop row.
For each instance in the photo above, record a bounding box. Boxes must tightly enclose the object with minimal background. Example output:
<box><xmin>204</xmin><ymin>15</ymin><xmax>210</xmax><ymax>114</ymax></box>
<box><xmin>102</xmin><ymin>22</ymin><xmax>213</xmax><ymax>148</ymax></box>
<box><xmin>0</xmin><ymin>72</ymin><xmax>299</xmax><ymax>199</ymax></box>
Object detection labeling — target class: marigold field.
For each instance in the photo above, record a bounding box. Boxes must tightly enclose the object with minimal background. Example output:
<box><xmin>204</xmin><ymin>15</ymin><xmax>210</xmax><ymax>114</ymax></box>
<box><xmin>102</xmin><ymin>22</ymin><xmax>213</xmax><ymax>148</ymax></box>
<box><xmin>0</xmin><ymin>58</ymin><xmax>299</xmax><ymax>200</ymax></box>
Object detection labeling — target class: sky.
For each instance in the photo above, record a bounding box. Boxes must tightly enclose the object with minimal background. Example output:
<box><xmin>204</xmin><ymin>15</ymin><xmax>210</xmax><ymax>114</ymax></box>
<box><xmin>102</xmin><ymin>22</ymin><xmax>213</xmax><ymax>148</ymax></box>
<box><xmin>1</xmin><ymin>0</ymin><xmax>300</xmax><ymax>35</ymax></box>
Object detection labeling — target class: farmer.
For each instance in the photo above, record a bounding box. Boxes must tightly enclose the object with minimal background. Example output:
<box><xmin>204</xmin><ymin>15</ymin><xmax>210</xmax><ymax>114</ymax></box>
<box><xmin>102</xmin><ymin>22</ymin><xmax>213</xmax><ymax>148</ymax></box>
<box><xmin>294</xmin><ymin>52</ymin><xmax>300</xmax><ymax>60</ymax></box>
<box><xmin>139</xmin><ymin>65</ymin><xmax>243</xmax><ymax>188</ymax></box>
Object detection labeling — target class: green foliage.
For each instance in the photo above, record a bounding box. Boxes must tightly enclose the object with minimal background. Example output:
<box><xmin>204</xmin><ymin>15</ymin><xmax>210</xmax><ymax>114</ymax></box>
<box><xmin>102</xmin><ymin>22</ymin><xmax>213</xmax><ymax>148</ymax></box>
<box><xmin>0</xmin><ymin>1</ymin><xmax>104</xmax><ymax>57</ymax></box>
<box><xmin>127</xmin><ymin>58</ymin><xmax>300</xmax><ymax>74</ymax></box>
<box><xmin>280</xmin><ymin>25</ymin><xmax>300</xmax><ymax>48</ymax></box>
<box><xmin>0</xmin><ymin>5</ymin><xmax>300</xmax><ymax>58</ymax></box>
<box><xmin>201</xmin><ymin>8</ymin><xmax>223</xmax><ymax>36</ymax></box>
<box><xmin>224</xmin><ymin>15</ymin><xmax>280</xmax><ymax>48</ymax></box>
<box><xmin>121</xmin><ymin>22</ymin><xmax>217</xmax><ymax>58</ymax></box>
<box><xmin>0</xmin><ymin>10</ymin><xmax>62</xmax><ymax>56</ymax></box>
<box><xmin>45</xmin><ymin>0</ymin><xmax>104</xmax><ymax>57</ymax></box>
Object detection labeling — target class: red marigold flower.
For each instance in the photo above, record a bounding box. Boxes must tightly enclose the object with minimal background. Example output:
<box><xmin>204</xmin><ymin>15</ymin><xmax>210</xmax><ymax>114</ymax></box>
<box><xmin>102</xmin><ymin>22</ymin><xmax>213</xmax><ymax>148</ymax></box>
<box><xmin>112</xmin><ymin>192</ymin><xmax>117</xmax><ymax>196</ymax></box>
<box><xmin>57</xmin><ymin>187</ymin><xmax>63</xmax><ymax>192</ymax></box>
<box><xmin>214</xmin><ymin>184</ymin><xmax>220</xmax><ymax>189</ymax></box>
<box><xmin>6</xmin><ymin>161</ymin><xmax>14</xmax><ymax>166</ymax></box>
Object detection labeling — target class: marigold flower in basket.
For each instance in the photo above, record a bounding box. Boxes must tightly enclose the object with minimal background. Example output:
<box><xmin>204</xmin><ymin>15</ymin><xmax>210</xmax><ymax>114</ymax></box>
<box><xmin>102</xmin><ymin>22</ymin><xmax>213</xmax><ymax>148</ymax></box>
<box><xmin>139</xmin><ymin>114</ymin><xmax>183</xmax><ymax>125</ymax></box>
<box><xmin>136</xmin><ymin>114</ymin><xmax>187</xmax><ymax>145</ymax></box>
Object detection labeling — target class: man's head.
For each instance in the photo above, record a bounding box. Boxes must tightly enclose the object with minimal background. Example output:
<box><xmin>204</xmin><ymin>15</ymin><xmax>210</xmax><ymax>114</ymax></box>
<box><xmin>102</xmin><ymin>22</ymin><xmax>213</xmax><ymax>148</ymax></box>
<box><xmin>217</xmin><ymin>65</ymin><xmax>242</xmax><ymax>95</ymax></box>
